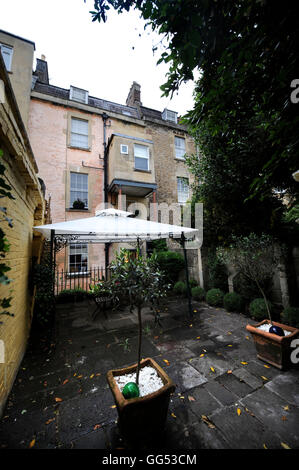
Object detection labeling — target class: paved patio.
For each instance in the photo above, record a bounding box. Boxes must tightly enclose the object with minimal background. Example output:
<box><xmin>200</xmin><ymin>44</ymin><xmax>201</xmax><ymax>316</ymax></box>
<box><xmin>0</xmin><ymin>297</ymin><xmax>298</xmax><ymax>449</ymax></box>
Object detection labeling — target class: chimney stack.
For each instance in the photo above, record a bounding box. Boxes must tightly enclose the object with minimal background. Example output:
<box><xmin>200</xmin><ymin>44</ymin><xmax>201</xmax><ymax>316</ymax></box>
<box><xmin>34</xmin><ymin>56</ymin><xmax>49</xmax><ymax>84</ymax></box>
<box><xmin>126</xmin><ymin>81</ymin><xmax>142</xmax><ymax>107</ymax></box>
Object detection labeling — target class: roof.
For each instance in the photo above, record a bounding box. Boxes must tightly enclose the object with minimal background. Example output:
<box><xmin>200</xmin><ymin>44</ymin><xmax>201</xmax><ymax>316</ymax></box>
<box><xmin>32</xmin><ymin>82</ymin><xmax>140</xmax><ymax>119</ymax></box>
<box><xmin>0</xmin><ymin>29</ymin><xmax>35</xmax><ymax>49</ymax></box>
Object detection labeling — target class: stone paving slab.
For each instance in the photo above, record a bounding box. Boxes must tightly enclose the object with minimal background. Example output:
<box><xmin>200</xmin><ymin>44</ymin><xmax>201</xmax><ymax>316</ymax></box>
<box><xmin>0</xmin><ymin>298</ymin><xmax>298</xmax><ymax>450</ymax></box>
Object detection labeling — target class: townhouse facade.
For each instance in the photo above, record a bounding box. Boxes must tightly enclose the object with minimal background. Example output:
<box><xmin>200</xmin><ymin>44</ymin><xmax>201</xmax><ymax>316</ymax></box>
<box><xmin>0</xmin><ymin>29</ymin><xmax>203</xmax><ymax>288</ymax></box>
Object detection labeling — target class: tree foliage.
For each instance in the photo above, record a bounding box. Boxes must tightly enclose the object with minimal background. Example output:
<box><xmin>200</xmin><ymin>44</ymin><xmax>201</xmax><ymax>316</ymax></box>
<box><xmin>87</xmin><ymin>0</ymin><xmax>299</xmax><ymax>204</ymax></box>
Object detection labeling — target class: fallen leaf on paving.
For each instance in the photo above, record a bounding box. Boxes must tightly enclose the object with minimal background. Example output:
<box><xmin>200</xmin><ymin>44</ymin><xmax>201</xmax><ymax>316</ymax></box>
<box><xmin>245</xmin><ymin>407</ymin><xmax>255</xmax><ymax>417</ymax></box>
<box><xmin>261</xmin><ymin>376</ymin><xmax>268</xmax><ymax>381</ymax></box>
<box><xmin>110</xmin><ymin>405</ymin><xmax>116</xmax><ymax>409</ymax></box>
<box><xmin>21</xmin><ymin>410</ymin><xmax>27</xmax><ymax>414</ymax></box>
<box><xmin>93</xmin><ymin>424</ymin><xmax>101</xmax><ymax>430</ymax></box>
<box><xmin>264</xmin><ymin>365</ymin><xmax>270</xmax><ymax>368</ymax></box>
<box><xmin>241</xmin><ymin>362</ymin><xmax>248</xmax><ymax>365</ymax></box>
<box><xmin>281</xmin><ymin>416</ymin><xmax>287</xmax><ymax>421</ymax></box>
<box><xmin>193</xmin><ymin>310</ymin><xmax>197</xmax><ymax>313</ymax></box>
<box><xmin>106</xmin><ymin>344</ymin><xmax>111</xmax><ymax>348</ymax></box>
<box><xmin>201</xmin><ymin>415</ymin><xmax>216</xmax><ymax>429</ymax></box>
<box><xmin>263</xmin><ymin>443</ymin><xmax>268</xmax><ymax>449</ymax></box>
<box><xmin>96</xmin><ymin>373</ymin><xmax>101</xmax><ymax>376</ymax></box>
<box><xmin>189</xmin><ymin>358</ymin><xmax>193</xmax><ymax>363</ymax></box>
<box><xmin>29</xmin><ymin>439</ymin><xmax>35</xmax><ymax>449</ymax></box>
<box><xmin>188</xmin><ymin>396</ymin><xmax>195</xmax><ymax>402</ymax></box>
<box><xmin>189</xmin><ymin>324</ymin><xmax>193</xmax><ymax>328</ymax></box>
<box><xmin>154</xmin><ymin>336</ymin><xmax>159</xmax><ymax>340</ymax></box>
<box><xmin>237</xmin><ymin>408</ymin><xmax>241</xmax><ymax>416</ymax></box>
<box><xmin>245</xmin><ymin>336</ymin><xmax>250</xmax><ymax>340</ymax></box>
<box><xmin>227</xmin><ymin>370</ymin><xmax>232</xmax><ymax>374</ymax></box>
<box><xmin>55</xmin><ymin>397</ymin><xmax>63</xmax><ymax>402</ymax></box>
<box><xmin>281</xmin><ymin>442</ymin><xmax>291</xmax><ymax>449</ymax></box>
<box><xmin>45</xmin><ymin>418</ymin><xmax>55</xmax><ymax>425</ymax></box>
<box><xmin>62</xmin><ymin>379</ymin><xmax>69</xmax><ymax>385</ymax></box>
<box><xmin>77</xmin><ymin>375</ymin><xmax>83</xmax><ymax>379</ymax></box>
<box><xmin>90</xmin><ymin>374</ymin><xmax>95</xmax><ymax>379</ymax></box>
<box><xmin>196</xmin><ymin>336</ymin><xmax>200</xmax><ymax>339</ymax></box>
<box><xmin>227</xmin><ymin>332</ymin><xmax>232</xmax><ymax>335</ymax></box>
<box><xmin>179</xmin><ymin>396</ymin><xmax>185</xmax><ymax>400</ymax></box>
<box><xmin>73</xmin><ymin>373</ymin><xmax>77</xmax><ymax>377</ymax></box>
<box><xmin>227</xmin><ymin>345</ymin><xmax>233</xmax><ymax>347</ymax></box>
<box><xmin>163</xmin><ymin>359</ymin><xmax>170</xmax><ymax>366</ymax></box>
<box><xmin>199</xmin><ymin>354</ymin><xmax>205</xmax><ymax>358</ymax></box>
<box><xmin>171</xmin><ymin>413</ymin><xmax>177</xmax><ymax>418</ymax></box>
<box><xmin>283</xmin><ymin>405</ymin><xmax>290</xmax><ymax>411</ymax></box>
<box><xmin>210</xmin><ymin>367</ymin><xmax>215</xmax><ymax>373</ymax></box>
<box><xmin>203</xmin><ymin>349</ymin><xmax>207</xmax><ymax>352</ymax></box>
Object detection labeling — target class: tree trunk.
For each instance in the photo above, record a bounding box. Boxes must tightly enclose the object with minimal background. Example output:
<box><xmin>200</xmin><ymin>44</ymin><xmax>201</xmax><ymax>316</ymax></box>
<box><xmin>136</xmin><ymin>304</ymin><xmax>142</xmax><ymax>385</ymax></box>
<box><xmin>255</xmin><ymin>279</ymin><xmax>272</xmax><ymax>324</ymax></box>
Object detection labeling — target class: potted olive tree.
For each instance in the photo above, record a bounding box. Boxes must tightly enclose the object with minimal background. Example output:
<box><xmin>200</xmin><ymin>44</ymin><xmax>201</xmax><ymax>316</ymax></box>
<box><xmin>218</xmin><ymin>233</ymin><xmax>299</xmax><ymax>369</ymax></box>
<box><xmin>106</xmin><ymin>247</ymin><xmax>175</xmax><ymax>444</ymax></box>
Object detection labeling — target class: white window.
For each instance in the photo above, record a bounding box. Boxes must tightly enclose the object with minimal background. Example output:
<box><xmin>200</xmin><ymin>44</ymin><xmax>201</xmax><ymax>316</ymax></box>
<box><xmin>162</xmin><ymin>108</ymin><xmax>178</xmax><ymax>124</ymax></box>
<box><xmin>69</xmin><ymin>86</ymin><xmax>88</xmax><ymax>104</ymax></box>
<box><xmin>69</xmin><ymin>243</ymin><xmax>88</xmax><ymax>273</ymax></box>
<box><xmin>120</xmin><ymin>144</ymin><xmax>128</xmax><ymax>155</ymax></box>
<box><xmin>70</xmin><ymin>117</ymin><xmax>89</xmax><ymax>149</ymax></box>
<box><xmin>70</xmin><ymin>172</ymin><xmax>88</xmax><ymax>208</ymax></box>
<box><xmin>177</xmin><ymin>177</ymin><xmax>189</xmax><ymax>204</ymax></box>
<box><xmin>0</xmin><ymin>44</ymin><xmax>13</xmax><ymax>72</ymax></box>
<box><xmin>134</xmin><ymin>144</ymin><xmax>149</xmax><ymax>171</ymax></box>
<box><xmin>175</xmin><ymin>136</ymin><xmax>186</xmax><ymax>159</ymax></box>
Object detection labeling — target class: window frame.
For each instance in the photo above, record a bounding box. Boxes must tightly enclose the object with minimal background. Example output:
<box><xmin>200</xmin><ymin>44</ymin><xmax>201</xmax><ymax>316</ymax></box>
<box><xmin>70</xmin><ymin>172</ymin><xmax>88</xmax><ymax>209</ymax></box>
<box><xmin>0</xmin><ymin>43</ymin><xmax>13</xmax><ymax>72</ymax></box>
<box><xmin>70</xmin><ymin>117</ymin><xmax>89</xmax><ymax>149</ymax></box>
<box><xmin>69</xmin><ymin>85</ymin><xmax>89</xmax><ymax>104</ymax></box>
<box><xmin>175</xmin><ymin>136</ymin><xmax>186</xmax><ymax>160</ymax></box>
<box><xmin>120</xmin><ymin>144</ymin><xmax>129</xmax><ymax>155</ymax></box>
<box><xmin>68</xmin><ymin>243</ymin><xmax>89</xmax><ymax>274</ymax></box>
<box><xmin>177</xmin><ymin>176</ymin><xmax>189</xmax><ymax>204</ymax></box>
<box><xmin>134</xmin><ymin>143</ymin><xmax>150</xmax><ymax>171</ymax></box>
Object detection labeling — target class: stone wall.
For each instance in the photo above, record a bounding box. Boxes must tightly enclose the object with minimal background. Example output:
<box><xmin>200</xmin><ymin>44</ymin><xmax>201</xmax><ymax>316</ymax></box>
<box><xmin>0</xmin><ymin>56</ymin><xmax>44</xmax><ymax>416</ymax></box>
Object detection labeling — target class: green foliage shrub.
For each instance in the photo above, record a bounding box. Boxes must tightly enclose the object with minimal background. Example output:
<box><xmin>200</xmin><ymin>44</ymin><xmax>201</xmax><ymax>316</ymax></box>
<box><xmin>249</xmin><ymin>298</ymin><xmax>272</xmax><ymax>321</ymax></box>
<box><xmin>207</xmin><ymin>250</ymin><xmax>227</xmax><ymax>291</ymax></box>
<box><xmin>281</xmin><ymin>306</ymin><xmax>299</xmax><ymax>328</ymax></box>
<box><xmin>155</xmin><ymin>251</ymin><xmax>185</xmax><ymax>283</ymax></box>
<box><xmin>33</xmin><ymin>262</ymin><xmax>55</xmax><ymax>325</ymax></box>
<box><xmin>206</xmin><ymin>288</ymin><xmax>224</xmax><ymax>307</ymax></box>
<box><xmin>189</xmin><ymin>279</ymin><xmax>198</xmax><ymax>288</ymax></box>
<box><xmin>173</xmin><ymin>281</ymin><xmax>186</xmax><ymax>296</ymax></box>
<box><xmin>223</xmin><ymin>292</ymin><xmax>244</xmax><ymax>312</ymax></box>
<box><xmin>191</xmin><ymin>286</ymin><xmax>205</xmax><ymax>301</ymax></box>
<box><xmin>233</xmin><ymin>272</ymin><xmax>272</xmax><ymax>304</ymax></box>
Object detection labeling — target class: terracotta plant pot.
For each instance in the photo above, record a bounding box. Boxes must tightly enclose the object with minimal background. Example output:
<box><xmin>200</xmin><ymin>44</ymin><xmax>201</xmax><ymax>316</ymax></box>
<box><xmin>246</xmin><ymin>320</ymin><xmax>299</xmax><ymax>370</ymax></box>
<box><xmin>106</xmin><ymin>357</ymin><xmax>176</xmax><ymax>443</ymax></box>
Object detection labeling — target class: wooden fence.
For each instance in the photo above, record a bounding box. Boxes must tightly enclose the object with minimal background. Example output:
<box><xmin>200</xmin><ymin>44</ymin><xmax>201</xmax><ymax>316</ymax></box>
<box><xmin>54</xmin><ymin>267</ymin><xmax>111</xmax><ymax>295</ymax></box>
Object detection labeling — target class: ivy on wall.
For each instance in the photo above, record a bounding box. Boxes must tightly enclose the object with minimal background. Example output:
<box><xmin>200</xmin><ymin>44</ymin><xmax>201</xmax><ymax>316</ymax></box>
<box><xmin>0</xmin><ymin>149</ymin><xmax>15</xmax><ymax>323</ymax></box>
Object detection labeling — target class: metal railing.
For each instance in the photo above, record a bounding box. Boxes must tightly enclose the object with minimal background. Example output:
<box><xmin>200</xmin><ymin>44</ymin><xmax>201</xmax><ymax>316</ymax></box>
<box><xmin>54</xmin><ymin>267</ymin><xmax>111</xmax><ymax>295</ymax></box>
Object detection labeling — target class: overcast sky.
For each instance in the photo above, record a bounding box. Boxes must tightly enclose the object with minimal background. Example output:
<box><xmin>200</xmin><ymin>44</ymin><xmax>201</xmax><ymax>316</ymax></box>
<box><xmin>1</xmin><ymin>0</ymin><xmax>197</xmax><ymax>116</ymax></box>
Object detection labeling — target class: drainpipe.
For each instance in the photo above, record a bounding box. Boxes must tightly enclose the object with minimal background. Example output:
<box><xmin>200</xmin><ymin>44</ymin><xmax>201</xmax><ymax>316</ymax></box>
<box><xmin>102</xmin><ymin>113</ymin><xmax>110</xmax><ymax>278</ymax></box>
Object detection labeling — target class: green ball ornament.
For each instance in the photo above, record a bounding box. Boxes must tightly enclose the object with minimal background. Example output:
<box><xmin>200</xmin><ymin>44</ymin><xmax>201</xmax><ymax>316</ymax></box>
<box><xmin>122</xmin><ymin>382</ymin><xmax>140</xmax><ymax>399</ymax></box>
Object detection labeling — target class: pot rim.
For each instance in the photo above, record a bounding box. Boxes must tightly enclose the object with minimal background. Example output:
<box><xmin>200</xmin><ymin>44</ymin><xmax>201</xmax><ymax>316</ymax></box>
<box><xmin>246</xmin><ymin>319</ymin><xmax>299</xmax><ymax>343</ymax></box>
<box><xmin>107</xmin><ymin>357</ymin><xmax>175</xmax><ymax>410</ymax></box>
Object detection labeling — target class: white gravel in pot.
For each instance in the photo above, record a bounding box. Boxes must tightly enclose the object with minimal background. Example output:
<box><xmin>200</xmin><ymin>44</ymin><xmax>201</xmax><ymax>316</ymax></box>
<box><xmin>115</xmin><ymin>366</ymin><xmax>164</xmax><ymax>397</ymax></box>
<box><xmin>257</xmin><ymin>323</ymin><xmax>291</xmax><ymax>336</ymax></box>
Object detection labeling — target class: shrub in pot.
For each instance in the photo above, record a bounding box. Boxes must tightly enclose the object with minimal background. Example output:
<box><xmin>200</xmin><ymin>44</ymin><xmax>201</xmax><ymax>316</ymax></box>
<box><xmin>206</xmin><ymin>288</ymin><xmax>224</xmax><ymax>307</ymax></box>
<box><xmin>106</xmin><ymin>248</ymin><xmax>174</xmax><ymax>444</ymax></box>
<box><xmin>191</xmin><ymin>286</ymin><xmax>205</xmax><ymax>301</ymax></box>
<box><xmin>220</xmin><ymin>233</ymin><xmax>299</xmax><ymax>369</ymax></box>
<box><xmin>72</xmin><ymin>198</ymin><xmax>86</xmax><ymax>210</ymax></box>
<box><xmin>223</xmin><ymin>292</ymin><xmax>244</xmax><ymax>312</ymax></box>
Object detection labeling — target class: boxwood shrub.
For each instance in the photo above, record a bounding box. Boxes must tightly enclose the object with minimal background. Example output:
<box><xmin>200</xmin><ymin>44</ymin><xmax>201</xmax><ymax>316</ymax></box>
<box><xmin>249</xmin><ymin>298</ymin><xmax>272</xmax><ymax>321</ymax></box>
<box><xmin>173</xmin><ymin>281</ymin><xmax>186</xmax><ymax>296</ymax></box>
<box><xmin>191</xmin><ymin>286</ymin><xmax>205</xmax><ymax>301</ymax></box>
<box><xmin>223</xmin><ymin>292</ymin><xmax>244</xmax><ymax>312</ymax></box>
<box><xmin>206</xmin><ymin>288</ymin><xmax>224</xmax><ymax>307</ymax></box>
<box><xmin>281</xmin><ymin>306</ymin><xmax>299</xmax><ymax>328</ymax></box>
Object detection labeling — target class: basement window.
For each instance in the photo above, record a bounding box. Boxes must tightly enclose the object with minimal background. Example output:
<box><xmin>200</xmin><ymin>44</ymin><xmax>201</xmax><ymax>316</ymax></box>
<box><xmin>69</xmin><ymin>86</ymin><xmax>89</xmax><ymax>104</ymax></box>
